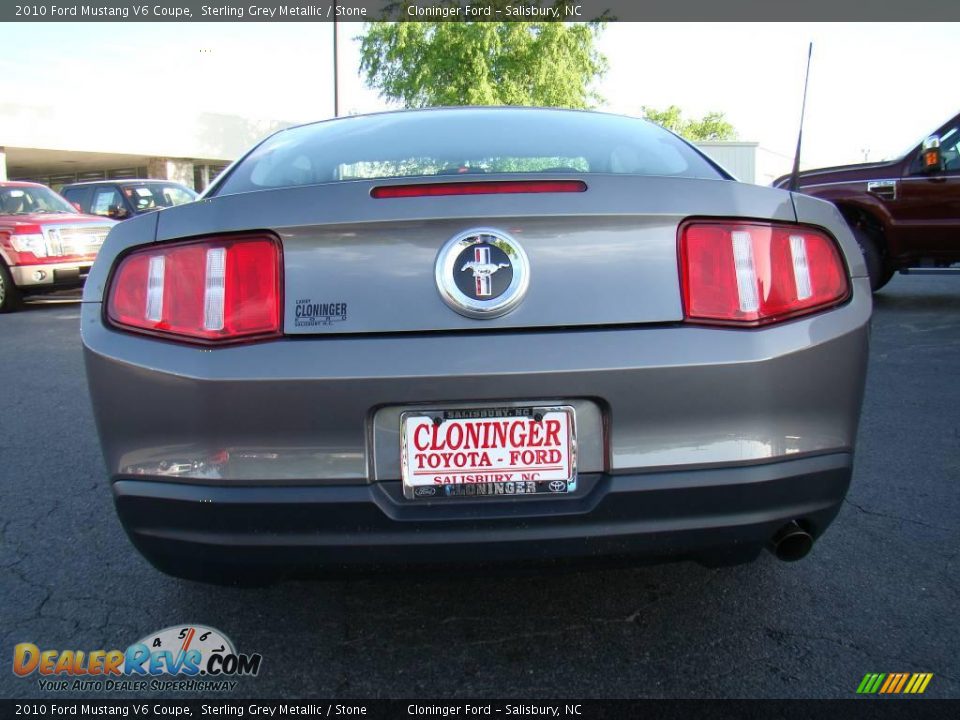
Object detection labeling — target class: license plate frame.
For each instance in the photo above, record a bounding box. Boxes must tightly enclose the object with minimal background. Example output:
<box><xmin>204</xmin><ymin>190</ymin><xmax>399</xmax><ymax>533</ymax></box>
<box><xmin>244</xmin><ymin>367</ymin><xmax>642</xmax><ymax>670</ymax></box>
<box><xmin>400</xmin><ymin>405</ymin><xmax>577</xmax><ymax>500</ymax></box>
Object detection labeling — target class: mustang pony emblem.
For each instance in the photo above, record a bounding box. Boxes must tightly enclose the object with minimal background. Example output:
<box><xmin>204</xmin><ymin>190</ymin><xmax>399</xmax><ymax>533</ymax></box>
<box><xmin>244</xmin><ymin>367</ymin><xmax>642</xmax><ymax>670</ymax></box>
<box><xmin>461</xmin><ymin>246</ymin><xmax>509</xmax><ymax>297</ymax></box>
<box><xmin>435</xmin><ymin>227</ymin><xmax>530</xmax><ymax>319</ymax></box>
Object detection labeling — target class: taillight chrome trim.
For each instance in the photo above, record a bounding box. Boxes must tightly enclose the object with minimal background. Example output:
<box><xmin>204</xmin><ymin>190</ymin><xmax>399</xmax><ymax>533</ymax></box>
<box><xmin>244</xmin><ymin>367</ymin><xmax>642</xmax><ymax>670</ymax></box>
<box><xmin>678</xmin><ymin>218</ymin><xmax>852</xmax><ymax>328</ymax></box>
<box><xmin>104</xmin><ymin>232</ymin><xmax>284</xmax><ymax>346</ymax></box>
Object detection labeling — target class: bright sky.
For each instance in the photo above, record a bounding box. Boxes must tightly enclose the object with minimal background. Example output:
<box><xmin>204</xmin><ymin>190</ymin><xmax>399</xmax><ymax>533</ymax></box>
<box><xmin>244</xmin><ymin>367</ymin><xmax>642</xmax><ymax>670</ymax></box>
<box><xmin>4</xmin><ymin>21</ymin><xmax>957</xmax><ymax>168</ymax></box>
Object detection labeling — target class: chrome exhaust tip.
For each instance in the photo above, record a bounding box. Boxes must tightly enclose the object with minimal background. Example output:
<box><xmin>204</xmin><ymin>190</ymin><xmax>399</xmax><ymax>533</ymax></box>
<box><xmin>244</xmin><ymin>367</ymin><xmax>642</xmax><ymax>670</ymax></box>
<box><xmin>768</xmin><ymin>521</ymin><xmax>814</xmax><ymax>562</ymax></box>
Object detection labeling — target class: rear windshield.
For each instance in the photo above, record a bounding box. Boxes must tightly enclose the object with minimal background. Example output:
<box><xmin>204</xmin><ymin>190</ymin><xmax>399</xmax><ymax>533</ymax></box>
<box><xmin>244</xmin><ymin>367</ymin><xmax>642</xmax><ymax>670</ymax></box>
<box><xmin>214</xmin><ymin>109</ymin><xmax>725</xmax><ymax>196</ymax></box>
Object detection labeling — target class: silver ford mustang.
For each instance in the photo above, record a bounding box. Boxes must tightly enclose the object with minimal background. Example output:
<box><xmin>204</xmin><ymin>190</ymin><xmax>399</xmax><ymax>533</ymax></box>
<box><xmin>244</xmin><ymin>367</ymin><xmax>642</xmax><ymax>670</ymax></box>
<box><xmin>81</xmin><ymin>107</ymin><xmax>871</xmax><ymax>583</ymax></box>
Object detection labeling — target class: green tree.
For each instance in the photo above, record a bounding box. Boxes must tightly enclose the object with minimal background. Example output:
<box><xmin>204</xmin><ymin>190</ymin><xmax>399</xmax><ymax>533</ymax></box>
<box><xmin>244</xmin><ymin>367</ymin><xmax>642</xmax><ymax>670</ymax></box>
<box><xmin>642</xmin><ymin>105</ymin><xmax>737</xmax><ymax>141</ymax></box>
<box><xmin>359</xmin><ymin>9</ymin><xmax>607</xmax><ymax>109</ymax></box>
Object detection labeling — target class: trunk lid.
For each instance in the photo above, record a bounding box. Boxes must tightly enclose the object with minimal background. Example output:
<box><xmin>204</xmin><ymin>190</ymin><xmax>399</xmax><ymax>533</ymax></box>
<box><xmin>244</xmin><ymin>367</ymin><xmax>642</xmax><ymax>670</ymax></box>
<box><xmin>155</xmin><ymin>175</ymin><xmax>796</xmax><ymax>334</ymax></box>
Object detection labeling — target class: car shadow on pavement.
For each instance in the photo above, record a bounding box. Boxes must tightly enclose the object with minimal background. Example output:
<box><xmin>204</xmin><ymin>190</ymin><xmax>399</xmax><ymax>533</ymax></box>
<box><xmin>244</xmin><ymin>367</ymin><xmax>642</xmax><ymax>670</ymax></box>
<box><xmin>871</xmin><ymin>273</ymin><xmax>960</xmax><ymax>312</ymax></box>
<box><xmin>3</xmin><ymin>274</ymin><xmax>958</xmax><ymax>701</ymax></box>
<box><xmin>143</xmin><ymin>557</ymin><xmax>808</xmax><ymax>698</ymax></box>
<box><xmin>22</xmin><ymin>292</ymin><xmax>82</xmax><ymax>309</ymax></box>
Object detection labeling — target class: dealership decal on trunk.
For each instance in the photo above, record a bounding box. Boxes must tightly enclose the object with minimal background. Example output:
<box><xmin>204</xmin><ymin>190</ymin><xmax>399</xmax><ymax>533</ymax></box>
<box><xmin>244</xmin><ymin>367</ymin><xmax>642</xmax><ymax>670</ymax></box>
<box><xmin>401</xmin><ymin>406</ymin><xmax>576</xmax><ymax>499</ymax></box>
<box><xmin>435</xmin><ymin>228</ymin><xmax>530</xmax><ymax>318</ymax></box>
<box><xmin>294</xmin><ymin>298</ymin><xmax>347</xmax><ymax>327</ymax></box>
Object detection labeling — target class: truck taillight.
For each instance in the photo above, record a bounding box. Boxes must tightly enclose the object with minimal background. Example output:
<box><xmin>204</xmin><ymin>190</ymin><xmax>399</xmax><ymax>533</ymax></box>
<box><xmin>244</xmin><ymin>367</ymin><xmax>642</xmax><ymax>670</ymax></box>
<box><xmin>107</xmin><ymin>234</ymin><xmax>282</xmax><ymax>344</ymax></box>
<box><xmin>679</xmin><ymin>221</ymin><xmax>849</xmax><ymax>326</ymax></box>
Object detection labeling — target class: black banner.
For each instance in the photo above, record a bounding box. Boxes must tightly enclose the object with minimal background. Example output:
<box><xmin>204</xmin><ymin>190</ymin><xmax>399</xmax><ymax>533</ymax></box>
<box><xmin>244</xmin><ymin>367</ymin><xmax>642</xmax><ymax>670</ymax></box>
<box><xmin>2</xmin><ymin>700</ymin><xmax>960</xmax><ymax>720</ymax></box>
<box><xmin>2</xmin><ymin>0</ymin><xmax>960</xmax><ymax>23</ymax></box>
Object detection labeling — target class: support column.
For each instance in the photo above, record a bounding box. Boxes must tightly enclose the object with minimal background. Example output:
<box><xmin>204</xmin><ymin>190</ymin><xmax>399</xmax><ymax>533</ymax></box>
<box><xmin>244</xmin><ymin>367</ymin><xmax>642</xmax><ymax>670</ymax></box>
<box><xmin>147</xmin><ymin>157</ymin><xmax>196</xmax><ymax>190</ymax></box>
<box><xmin>0</xmin><ymin>147</ymin><xmax>7</xmax><ymax>181</ymax></box>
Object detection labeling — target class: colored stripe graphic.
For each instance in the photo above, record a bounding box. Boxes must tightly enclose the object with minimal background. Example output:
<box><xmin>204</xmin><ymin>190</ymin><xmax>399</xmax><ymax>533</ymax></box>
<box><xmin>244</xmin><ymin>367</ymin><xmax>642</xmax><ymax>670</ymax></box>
<box><xmin>474</xmin><ymin>246</ymin><xmax>492</xmax><ymax>297</ymax></box>
<box><xmin>857</xmin><ymin>672</ymin><xmax>933</xmax><ymax>694</ymax></box>
<box><xmin>856</xmin><ymin>673</ymin><xmax>885</xmax><ymax>694</ymax></box>
<box><xmin>879</xmin><ymin>674</ymin><xmax>897</xmax><ymax>693</ymax></box>
<box><xmin>893</xmin><ymin>673</ymin><xmax>910</xmax><ymax>693</ymax></box>
<box><xmin>909</xmin><ymin>673</ymin><xmax>934</xmax><ymax>694</ymax></box>
<box><xmin>887</xmin><ymin>673</ymin><xmax>910</xmax><ymax>693</ymax></box>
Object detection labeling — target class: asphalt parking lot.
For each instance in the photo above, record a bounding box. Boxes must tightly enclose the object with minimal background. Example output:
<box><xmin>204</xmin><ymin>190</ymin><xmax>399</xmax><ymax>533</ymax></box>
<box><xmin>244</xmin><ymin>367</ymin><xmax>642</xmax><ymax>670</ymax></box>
<box><xmin>1</xmin><ymin>273</ymin><xmax>958</xmax><ymax>700</ymax></box>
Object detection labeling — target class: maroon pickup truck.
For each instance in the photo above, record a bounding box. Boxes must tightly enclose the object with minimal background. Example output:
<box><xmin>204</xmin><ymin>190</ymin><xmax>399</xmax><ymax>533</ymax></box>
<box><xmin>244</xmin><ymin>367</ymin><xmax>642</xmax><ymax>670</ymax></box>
<box><xmin>774</xmin><ymin>112</ymin><xmax>959</xmax><ymax>291</ymax></box>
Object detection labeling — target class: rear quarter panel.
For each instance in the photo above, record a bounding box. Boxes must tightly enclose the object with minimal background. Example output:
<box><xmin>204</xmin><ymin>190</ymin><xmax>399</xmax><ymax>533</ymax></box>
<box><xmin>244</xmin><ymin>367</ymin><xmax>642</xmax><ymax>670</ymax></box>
<box><xmin>791</xmin><ymin>192</ymin><xmax>869</xmax><ymax>279</ymax></box>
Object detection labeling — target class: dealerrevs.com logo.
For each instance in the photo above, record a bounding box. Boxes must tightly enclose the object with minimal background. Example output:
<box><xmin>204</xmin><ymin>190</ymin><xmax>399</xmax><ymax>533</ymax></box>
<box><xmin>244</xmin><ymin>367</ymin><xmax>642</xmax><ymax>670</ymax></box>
<box><xmin>12</xmin><ymin>625</ymin><xmax>262</xmax><ymax>693</ymax></box>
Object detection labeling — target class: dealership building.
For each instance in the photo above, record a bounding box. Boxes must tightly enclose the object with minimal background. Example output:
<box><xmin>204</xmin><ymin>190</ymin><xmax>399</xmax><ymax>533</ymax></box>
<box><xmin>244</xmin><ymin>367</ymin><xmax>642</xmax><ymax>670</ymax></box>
<box><xmin>0</xmin><ymin>102</ymin><xmax>791</xmax><ymax>190</ymax></box>
<box><xmin>0</xmin><ymin>101</ymin><xmax>292</xmax><ymax>192</ymax></box>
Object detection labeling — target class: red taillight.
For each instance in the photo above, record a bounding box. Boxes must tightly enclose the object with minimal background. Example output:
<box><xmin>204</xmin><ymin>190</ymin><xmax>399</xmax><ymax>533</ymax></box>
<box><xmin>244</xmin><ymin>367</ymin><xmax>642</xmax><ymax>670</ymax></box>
<box><xmin>679</xmin><ymin>221</ymin><xmax>849</xmax><ymax>326</ymax></box>
<box><xmin>371</xmin><ymin>180</ymin><xmax>587</xmax><ymax>198</ymax></box>
<box><xmin>107</xmin><ymin>234</ymin><xmax>282</xmax><ymax>343</ymax></box>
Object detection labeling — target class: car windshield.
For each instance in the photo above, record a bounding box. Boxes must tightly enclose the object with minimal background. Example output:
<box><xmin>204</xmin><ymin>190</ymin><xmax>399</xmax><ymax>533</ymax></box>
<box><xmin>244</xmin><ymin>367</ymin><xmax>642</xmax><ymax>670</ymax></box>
<box><xmin>0</xmin><ymin>185</ymin><xmax>77</xmax><ymax>216</ymax></box>
<box><xmin>215</xmin><ymin>108</ymin><xmax>725</xmax><ymax>196</ymax></box>
<box><xmin>122</xmin><ymin>183</ymin><xmax>198</xmax><ymax>213</ymax></box>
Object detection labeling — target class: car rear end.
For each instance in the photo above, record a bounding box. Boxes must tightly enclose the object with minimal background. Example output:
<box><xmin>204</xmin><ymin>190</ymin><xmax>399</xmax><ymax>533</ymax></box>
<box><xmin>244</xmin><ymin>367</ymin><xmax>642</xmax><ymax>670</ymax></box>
<box><xmin>80</xmin><ymin>109</ymin><xmax>871</xmax><ymax>582</ymax></box>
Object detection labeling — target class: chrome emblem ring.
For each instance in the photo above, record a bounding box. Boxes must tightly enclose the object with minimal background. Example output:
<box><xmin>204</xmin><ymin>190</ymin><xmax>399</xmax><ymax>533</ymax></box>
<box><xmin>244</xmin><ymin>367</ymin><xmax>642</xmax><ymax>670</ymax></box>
<box><xmin>435</xmin><ymin>228</ymin><xmax>530</xmax><ymax>319</ymax></box>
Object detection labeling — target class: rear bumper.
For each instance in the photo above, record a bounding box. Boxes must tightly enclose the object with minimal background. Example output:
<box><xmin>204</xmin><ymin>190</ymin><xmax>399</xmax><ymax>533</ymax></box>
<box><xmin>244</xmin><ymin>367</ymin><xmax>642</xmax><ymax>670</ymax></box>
<box><xmin>11</xmin><ymin>261</ymin><xmax>92</xmax><ymax>288</ymax></box>
<box><xmin>114</xmin><ymin>453</ymin><xmax>851</xmax><ymax>579</ymax></box>
<box><xmin>82</xmin><ymin>280</ymin><xmax>871</xmax><ymax>484</ymax></box>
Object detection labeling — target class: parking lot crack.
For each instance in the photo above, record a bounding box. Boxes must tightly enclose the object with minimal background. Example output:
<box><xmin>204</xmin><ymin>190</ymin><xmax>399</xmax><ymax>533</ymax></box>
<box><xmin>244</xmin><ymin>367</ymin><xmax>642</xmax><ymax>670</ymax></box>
<box><xmin>844</xmin><ymin>498</ymin><xmax>953</xmax><ymax>533</ymax></box>
<box><xmin>939</xmin><ymin>550</ymin><xmax>960</xmax><ymax>596</ymax></box>
<box><xmin>29</xmin><ymin>500</ymin><xmax>60</xmax><ymax>530</ymax></box>
<box><xmin>766</xmin><ymin>627</ymin><xmax>959</xmax><ymax>683</ymax></box>
<box><xmin>4</xmin><ymin>560</ymin><xmax>53</xmax><ymax>623</ymax></box>
<box><xmin>462</xmin><ymin>624</ymin><xmax>590</xmax><ymax>647</ymax></box>
<box><xmin>0</xmin><ymin>555</ymin><xmax>26</xmax><ymax>570</ymax></box>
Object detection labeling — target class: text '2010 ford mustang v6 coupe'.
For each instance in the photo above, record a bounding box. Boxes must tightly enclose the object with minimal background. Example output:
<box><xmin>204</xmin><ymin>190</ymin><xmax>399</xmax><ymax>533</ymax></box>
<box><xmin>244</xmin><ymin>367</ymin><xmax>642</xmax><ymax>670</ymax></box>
<box><xmin>81</xmin><ymin>108</ymin><xmax>871</xmax><ymax>583</ymax></box>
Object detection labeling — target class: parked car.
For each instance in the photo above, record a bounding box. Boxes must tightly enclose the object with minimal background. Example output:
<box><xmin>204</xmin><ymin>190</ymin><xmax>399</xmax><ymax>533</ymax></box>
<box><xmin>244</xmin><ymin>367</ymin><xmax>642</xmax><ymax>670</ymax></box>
<box><xmin>0</xmin><ymin>181</ymin><xmax>115</xmax><ymax>312</ymax></box>
<box><xmin>61</xmin><ymin>179</ymin><xmax>198</xmax><ymax>221</ymax></box>
<box><xmin>82</xmin><ymin>108</ymin><xmax>871</xmax><ymax>584</ymax></box>
<box><xmin>774</xmin><ymin>111</ymin><xmax>960</xmax><ymax>290</ymax></box>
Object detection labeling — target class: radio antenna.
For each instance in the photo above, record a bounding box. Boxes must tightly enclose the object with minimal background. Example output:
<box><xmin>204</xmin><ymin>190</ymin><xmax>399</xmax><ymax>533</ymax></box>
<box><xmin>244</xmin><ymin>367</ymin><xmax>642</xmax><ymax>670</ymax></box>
<box><xmin>789</xmin><ymin>42</ymin><xmax>813</xmax><ymax>193</ymax></box>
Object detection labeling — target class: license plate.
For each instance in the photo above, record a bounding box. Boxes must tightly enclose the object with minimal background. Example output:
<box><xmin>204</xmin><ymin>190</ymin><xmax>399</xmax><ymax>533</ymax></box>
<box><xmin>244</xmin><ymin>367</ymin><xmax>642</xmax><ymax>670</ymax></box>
<box><xmin>400</xmin><ymin>406</ymin><xmax>576</xmax><ymax>500</ymax></box>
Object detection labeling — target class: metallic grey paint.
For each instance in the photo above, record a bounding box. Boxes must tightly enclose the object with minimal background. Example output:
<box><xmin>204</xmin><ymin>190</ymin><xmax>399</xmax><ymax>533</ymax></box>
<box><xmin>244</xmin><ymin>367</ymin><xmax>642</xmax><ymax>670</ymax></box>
<box><xmin>82</xmin><ymin>281</ymin><xmax>868</xmax><ymax>483</ymax></box>
<box><xmin>80</xmin><ymin>108</ymin><xmax>871</xmax><ymax>577</ymax></box>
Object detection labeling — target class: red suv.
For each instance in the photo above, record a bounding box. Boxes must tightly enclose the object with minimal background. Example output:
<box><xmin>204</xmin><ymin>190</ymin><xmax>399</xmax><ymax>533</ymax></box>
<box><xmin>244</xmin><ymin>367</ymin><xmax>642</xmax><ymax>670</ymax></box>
<box><xmin>0</xmin><ymin>182</ymin><xmax>116</xmax><ymax>312</ymax></box>
<box><xmin>775</xmin><ymin>112</ymin><xmax>960</xmax><ymax>291</ymax></box>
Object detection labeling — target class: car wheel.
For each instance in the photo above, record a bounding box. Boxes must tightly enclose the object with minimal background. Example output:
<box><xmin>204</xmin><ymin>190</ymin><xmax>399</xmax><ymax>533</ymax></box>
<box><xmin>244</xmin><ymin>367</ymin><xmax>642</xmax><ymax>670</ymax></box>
<box><xmin>852</xmin><ymin>226</ymin><xmax>894</xmax><ymax>292</ymax></box>
<box><xmin>0</xmin><ymin>262</ymin><xmax>24</xmax><ymax>313</ymax></box>
<box><xmin>873</xmin><ymin>267</ymin><xmax>895</xmax><ymax>291</ymax></box>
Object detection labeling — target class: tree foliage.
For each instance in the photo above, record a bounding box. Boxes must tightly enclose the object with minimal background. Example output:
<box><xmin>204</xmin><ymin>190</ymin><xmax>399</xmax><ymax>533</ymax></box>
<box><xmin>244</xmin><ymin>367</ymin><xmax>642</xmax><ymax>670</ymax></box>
<box><xmin>359</xmin><ymin>9</ymin><xmax>607</xmax><ymax>109</ymax></box>
<box><xmin>641</xmin><ymin>105</ymin><xmax>737</xmax><ymax>141</ymax></box>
